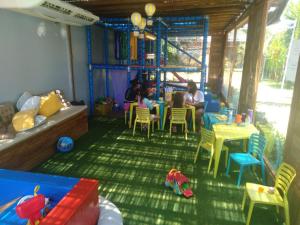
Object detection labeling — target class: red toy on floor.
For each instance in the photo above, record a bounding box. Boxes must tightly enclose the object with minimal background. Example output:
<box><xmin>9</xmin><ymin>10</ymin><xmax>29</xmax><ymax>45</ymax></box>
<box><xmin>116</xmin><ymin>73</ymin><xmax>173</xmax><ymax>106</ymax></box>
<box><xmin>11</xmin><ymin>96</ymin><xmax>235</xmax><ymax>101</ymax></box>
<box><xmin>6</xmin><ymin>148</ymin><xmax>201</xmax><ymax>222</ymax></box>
<box><xmin>165</xmin><ymin>169</ymin><xmax>193</xmax><ymax>198</ymax></box>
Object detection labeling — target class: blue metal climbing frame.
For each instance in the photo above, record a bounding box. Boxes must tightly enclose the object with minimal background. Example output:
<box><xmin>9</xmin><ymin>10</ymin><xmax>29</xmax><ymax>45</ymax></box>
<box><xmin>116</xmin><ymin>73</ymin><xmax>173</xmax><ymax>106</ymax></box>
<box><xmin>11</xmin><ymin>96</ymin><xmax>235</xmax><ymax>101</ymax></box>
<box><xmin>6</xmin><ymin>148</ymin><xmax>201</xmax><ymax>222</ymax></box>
<box><xmin>86</xmin><ymin>15</ymin><xmax>209</xmax><ymax>114</ymax></box>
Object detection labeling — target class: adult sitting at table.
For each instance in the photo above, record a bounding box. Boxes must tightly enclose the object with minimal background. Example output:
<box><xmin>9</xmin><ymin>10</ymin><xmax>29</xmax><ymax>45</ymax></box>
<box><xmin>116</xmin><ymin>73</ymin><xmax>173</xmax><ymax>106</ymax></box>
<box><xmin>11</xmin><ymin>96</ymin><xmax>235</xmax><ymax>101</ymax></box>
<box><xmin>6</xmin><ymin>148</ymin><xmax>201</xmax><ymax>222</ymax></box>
<box><xmin>173</xmin><ymin>92</ymin><xmax>185</xmax><ymax>108</ymax></box>
<box><xmin>136</xmin><ymin>89</ymin><xmax>159</xmax><ymax>130</ymax></box>
<box><xmin>124</xmin><ymin>78</ymin><xmax>140</xmax><ymax>124</ymax></box>
<box><xmin>124</xmin><ymin>78</ymin><xmax>139</xmax><ymax>102</ymax></box>
<box><xmin>184</xmin><ymin>80</ymin><xmax>205</xmax><ymax>132</ymax></box>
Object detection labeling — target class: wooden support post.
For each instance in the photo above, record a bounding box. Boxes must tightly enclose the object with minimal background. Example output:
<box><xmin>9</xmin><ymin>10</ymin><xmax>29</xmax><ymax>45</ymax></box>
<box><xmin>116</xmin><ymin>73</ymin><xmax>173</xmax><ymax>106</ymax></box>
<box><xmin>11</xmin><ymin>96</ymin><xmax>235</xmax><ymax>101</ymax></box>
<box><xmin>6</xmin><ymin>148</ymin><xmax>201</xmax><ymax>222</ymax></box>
<box><xmin>284</xmin><ymin>55</ymin><xmax>300</xmax><ymax>225</ymax></box>
<box><xmin>238</xmin><ymin>0</ymin><xmax>269</xmax><ymax>113</ymax></box>
<box><xmin>227</xmin><ymin>29</ymin><xmax>237</xmax><ymax>100</ymax></box>
<box><xmin>208</xmin><ymin>34</ymin><xmax>226</xmax><ymax>93</ymax></box>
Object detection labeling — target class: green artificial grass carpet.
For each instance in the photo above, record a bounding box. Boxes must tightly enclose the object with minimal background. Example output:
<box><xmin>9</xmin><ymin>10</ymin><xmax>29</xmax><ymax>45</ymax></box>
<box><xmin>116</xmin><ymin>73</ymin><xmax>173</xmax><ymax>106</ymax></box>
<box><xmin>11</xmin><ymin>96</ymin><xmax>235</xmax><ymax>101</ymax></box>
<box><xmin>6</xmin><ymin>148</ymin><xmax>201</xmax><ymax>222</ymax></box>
<box><xmin>33</xmin><ymin>117</ymin><xmax>283</xmax><ymax>225</ymax></box>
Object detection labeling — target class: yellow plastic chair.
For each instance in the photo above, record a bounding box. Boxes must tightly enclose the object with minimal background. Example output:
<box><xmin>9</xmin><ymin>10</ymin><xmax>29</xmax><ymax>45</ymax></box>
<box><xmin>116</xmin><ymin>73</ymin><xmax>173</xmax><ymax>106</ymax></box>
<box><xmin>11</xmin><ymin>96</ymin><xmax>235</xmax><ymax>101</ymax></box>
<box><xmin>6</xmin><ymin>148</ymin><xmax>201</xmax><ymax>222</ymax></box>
<box><xmin>169</xmin><ymin>108</ymin><xmax>188</xmax><ymax>140</ymax></box>
<box><xmin>194</xmin><ymin>127</ymin><xmax>229</xmax><ymax>172</ymax></box>
<box><xmin>133</xmin><ymin>107</ymin><xmax>155</xmax><ymax>138</ymax></box>
<box><xmin>242</xmin><ymin>162</ymin><xmax>296</xmax><ymax>225</ymax></box>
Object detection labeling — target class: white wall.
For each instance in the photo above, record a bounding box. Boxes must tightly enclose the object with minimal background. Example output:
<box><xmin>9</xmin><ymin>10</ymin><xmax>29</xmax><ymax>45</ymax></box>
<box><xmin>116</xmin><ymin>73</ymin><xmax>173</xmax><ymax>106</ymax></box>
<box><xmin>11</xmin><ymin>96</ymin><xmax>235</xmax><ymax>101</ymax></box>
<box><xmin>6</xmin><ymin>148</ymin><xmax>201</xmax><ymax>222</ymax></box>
<box><xmin>0</xmin><ymin>9</ymin><xmax>72</xmax><ymax>103</ymax></box>
<box><xmin>70</xmin><ymin>26</ymin><xmax>89</xmax><ymax>103</ymax></box>
<box><xmin>0</xmin><ymin>9</ymin><xmax>120</xmax><ymax>109</ymax></box>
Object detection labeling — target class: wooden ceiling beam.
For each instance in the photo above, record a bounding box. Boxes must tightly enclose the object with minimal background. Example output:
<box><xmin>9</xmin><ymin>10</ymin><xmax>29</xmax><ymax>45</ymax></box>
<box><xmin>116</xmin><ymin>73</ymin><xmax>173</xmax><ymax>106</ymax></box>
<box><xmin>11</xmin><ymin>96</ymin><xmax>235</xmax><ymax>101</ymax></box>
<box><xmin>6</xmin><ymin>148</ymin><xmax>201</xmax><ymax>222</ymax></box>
<box><xmin>68</xmin><ymin>0</ymin><xmax>251</xmax><ymax>33</ymax></box>
<box><xmin>83</xmin><ymin>6</ymin><xmax>244</xmax><ymax>15</ymax></box>
<box><xmin>73</xmin><ymin>0</ymin><xmax>250</xmax><ymax>8</ymax></box>
<box><xmin>84</xmin><ymin>8</ymin><xmax>243</xmax><ymax>19</ymax></box>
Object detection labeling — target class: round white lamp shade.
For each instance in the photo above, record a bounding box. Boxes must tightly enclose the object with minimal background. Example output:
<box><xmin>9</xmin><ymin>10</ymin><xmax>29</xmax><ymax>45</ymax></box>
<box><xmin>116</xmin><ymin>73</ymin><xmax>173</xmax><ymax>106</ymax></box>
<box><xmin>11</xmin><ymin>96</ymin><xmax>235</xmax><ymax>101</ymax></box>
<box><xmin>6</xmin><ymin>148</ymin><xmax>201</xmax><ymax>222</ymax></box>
<box><xmin>131</xmin><ymin>12</ymin><xmax>142</xmax><ymax>26</ymax></box>
<box><xmin>145</xmin><ymin>3</ymin><xmax>156</xmax><ymax>26</ymax></box>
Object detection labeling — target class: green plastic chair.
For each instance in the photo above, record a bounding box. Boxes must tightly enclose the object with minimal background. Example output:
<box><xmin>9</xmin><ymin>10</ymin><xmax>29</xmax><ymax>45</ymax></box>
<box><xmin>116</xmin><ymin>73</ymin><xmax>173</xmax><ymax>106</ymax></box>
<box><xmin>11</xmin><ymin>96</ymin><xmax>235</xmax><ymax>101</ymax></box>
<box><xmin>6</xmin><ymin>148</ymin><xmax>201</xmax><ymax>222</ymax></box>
<box><xmin>242</xmin><ymin>162</ymin><xmax>296</xmax><ymax>225</ymax></box>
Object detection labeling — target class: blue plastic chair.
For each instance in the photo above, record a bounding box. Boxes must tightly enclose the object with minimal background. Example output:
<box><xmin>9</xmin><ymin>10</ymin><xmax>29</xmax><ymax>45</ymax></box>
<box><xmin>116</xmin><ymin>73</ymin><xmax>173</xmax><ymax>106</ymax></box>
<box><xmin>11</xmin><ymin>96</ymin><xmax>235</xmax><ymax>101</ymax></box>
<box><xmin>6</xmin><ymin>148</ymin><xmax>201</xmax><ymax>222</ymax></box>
<box><xmin>203</xmin><ymin>101</ymin><xmax>208</xmax><ymax>113</ymax></box>
<box><xmin>203</xmin><ymin>113</ymin><xmax>210</xmax><ymax>130</ymax></box>
<box><xmin>226</xmin><ymin>133</ymin><xmax>266</xmax><ymax>186</ymax></box>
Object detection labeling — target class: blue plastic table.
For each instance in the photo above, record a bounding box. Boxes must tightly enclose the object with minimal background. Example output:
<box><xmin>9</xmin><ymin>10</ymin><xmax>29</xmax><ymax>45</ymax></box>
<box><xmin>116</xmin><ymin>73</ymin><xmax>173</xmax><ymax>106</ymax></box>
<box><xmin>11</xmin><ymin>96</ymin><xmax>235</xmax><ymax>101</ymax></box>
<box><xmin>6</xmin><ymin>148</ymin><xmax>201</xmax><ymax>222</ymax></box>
<box><xmin>203</xmin><ymin>113</ymin><xmax>227</xmax><ymax>130</ymax></box>
<box><xmin>157</xmin><ymin>100</ymin><xmax>166</xmax><ymax>129</ymax></box>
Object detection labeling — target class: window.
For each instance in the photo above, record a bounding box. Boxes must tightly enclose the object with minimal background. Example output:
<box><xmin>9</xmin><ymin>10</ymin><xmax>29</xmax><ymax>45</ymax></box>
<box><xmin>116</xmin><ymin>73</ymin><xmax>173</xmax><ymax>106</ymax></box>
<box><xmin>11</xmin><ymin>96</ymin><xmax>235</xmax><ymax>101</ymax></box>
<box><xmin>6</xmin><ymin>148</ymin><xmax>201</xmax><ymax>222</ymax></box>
<box><xmin>227</xmin><ymin>24</ymin><xmax>248</xmax><ymax>109</ymax></box>
<box><xmin>256</xmin><ymin>0</ymin><xmax>300</xmax><ymax>171</ymax></box>
<box><xmin>222</xmin><ymin>30</ymin><xmax>235</xmax><ymax>99</ymax></box>
<box><xmin>165</xmin><ymin>36</ymin><xmax>211</xmax><ymax>84</ymax></box>
<box><xmin>222</xmin><ymin>23</ymin><xmax>248</xmax><ymax>109</ymax></box>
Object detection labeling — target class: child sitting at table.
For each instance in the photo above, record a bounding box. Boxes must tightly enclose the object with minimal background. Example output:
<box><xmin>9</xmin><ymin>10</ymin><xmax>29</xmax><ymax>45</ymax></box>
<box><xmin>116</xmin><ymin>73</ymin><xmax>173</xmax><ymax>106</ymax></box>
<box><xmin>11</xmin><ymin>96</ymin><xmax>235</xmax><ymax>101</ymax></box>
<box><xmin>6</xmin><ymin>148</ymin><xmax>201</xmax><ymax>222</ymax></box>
<box><xmin>137</xmin><ymin>89</ymin><xmax>159</xmax><ymax>130</ymax></box>
<box><xmin>137</xmin><ymin>89</ymin><xmax>155</xmax><ymax>112</ymax></box>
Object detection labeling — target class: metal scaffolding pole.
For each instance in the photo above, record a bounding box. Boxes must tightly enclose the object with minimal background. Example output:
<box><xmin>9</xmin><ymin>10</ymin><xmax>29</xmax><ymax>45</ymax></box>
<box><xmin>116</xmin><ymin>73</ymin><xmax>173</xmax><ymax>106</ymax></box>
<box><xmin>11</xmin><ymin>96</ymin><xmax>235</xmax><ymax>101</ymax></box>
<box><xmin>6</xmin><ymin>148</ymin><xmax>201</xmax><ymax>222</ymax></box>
<box><xmin>91</xmin><ymin>64</ymin><xmax>201</xmax><ymax>72</ymax></box>
<box><xmin>164</xmin><ymin>33</ymin><xmax>168</xmax><ymax>94</ymax></box>
<box><xmin>137</xmin><ymin>38</ymin><xmax>141</xmax><ymax>81</ymax></box>
<box><xmin>86</xmin><ymin>26</ymin><xmax>94</xmax><ymax>115</ymax></box>
<box><xmin>104</xmin><ymin>28</ymin><xmax>109</xmax><ymax>97</ymax></box>
<box><xmin>161</xmin><ymin>16</ymin><xmax>204</xmax><ymax>21</ymax></box>
<box><xmin>127</xmin><ymin>23</ymin><xmax>131</xmax><ymax>87</ymax></box>
<box><xmin>99</xmin><ymin>18</ymin><xmax>129</xmax><ymax>23</ymax></box>
<box><xmin>140</xmin><ymin>35</ymin><xmax>145</xmax><ymax>83</ymax></box>
<box><xmin>141</xmin><ymin>37</ymin><xmax>145</xmax><ymax>69</ymax></box>
<box><xmin>156</xmin><ymin>19</ymin><xmax>162</xmax><ymax>100</ymax></box>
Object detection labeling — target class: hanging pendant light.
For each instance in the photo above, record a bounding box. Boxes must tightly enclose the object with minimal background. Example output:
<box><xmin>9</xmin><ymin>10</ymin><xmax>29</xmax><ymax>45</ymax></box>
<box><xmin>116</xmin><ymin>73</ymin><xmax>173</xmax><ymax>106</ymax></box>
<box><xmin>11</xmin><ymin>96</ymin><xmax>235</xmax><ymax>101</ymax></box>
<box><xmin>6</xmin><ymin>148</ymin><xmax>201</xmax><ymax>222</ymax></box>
<box><xmin>131</xmin><ymin>12</ymin><xmax>142</xmax><ymax>37</ymax></box>
<box><xmin>145</xmin><ymin>3</ymin><xmax>156</xmax><ymax>26</ymax></box>
<box><xmin>138</xmin><ymin>17</ymin><xmax>146</xmax><ymax>39</ymax></box>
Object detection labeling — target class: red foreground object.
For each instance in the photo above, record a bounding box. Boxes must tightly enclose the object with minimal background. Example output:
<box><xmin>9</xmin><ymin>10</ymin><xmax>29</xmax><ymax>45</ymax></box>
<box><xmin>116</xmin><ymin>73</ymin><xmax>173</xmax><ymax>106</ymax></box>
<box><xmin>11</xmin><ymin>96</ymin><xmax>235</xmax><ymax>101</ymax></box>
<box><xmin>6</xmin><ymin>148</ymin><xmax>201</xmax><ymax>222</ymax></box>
<box><xmin>16</xmin><ymin>194</ymin><xmax>45</xmax><ymax>225</ymax></box>
<box><xmin>165</xmin><ymin>169</ymin><xmax>193</xmax><ymax>198</ymax></box>
<box><xmin>40</xmin><ymin>178</ymin><xmax>100</xmax><ymax>225</ymax></box>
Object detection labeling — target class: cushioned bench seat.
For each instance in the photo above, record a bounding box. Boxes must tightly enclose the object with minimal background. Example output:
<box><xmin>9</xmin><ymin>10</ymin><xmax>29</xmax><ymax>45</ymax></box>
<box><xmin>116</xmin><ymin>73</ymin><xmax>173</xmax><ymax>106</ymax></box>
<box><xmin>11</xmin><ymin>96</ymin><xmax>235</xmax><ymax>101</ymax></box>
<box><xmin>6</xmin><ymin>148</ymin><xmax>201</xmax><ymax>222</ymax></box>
<box><xmin>0</xmin><ymin>105</ymin><xmax>88</xmax><ymax>170</ymax></box>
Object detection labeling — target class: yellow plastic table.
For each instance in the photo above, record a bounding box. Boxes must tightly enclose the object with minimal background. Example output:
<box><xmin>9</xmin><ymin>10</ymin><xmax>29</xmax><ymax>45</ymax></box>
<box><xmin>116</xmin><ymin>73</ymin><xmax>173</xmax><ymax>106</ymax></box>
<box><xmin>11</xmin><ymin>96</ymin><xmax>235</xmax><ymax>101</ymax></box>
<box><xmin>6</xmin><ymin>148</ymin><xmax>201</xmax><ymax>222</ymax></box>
<box><xmin>162</xmin><ymin>105</ymin><xmax>195</xmax><ymax>132</ymax></box>
<box><xmin>212</xmin><ymin>123</ymin><xmax>258</xmax><ymax>178</ymax></box>
<box><xmin>185</xmin><ymin>105</ymin><xmax>196</xmax><ymax>132</ymax></box>
<box><xmin>128</xmin><ymin>102</ymin><xmax>160</xmax><ymax>129</ymax></box>
<box><xmin>128</xmin><ymin>102</ymin><xmax>138</xmax><ymax>129</ymax></box>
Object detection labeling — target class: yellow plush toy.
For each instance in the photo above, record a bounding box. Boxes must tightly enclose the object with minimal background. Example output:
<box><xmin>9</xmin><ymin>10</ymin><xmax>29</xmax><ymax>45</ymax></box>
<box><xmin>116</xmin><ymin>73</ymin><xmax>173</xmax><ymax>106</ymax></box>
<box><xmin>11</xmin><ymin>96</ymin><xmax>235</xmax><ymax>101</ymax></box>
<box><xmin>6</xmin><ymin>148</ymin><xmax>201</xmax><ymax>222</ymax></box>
<box><xmin>12</xmin><ymin>109</ymin><xmax>37</xmax><ymax>132</ymax></box>
<box><xmin>39</xmin><ymin>92</ymin><xmax>63</xmax><ymax>117</ymax></box>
